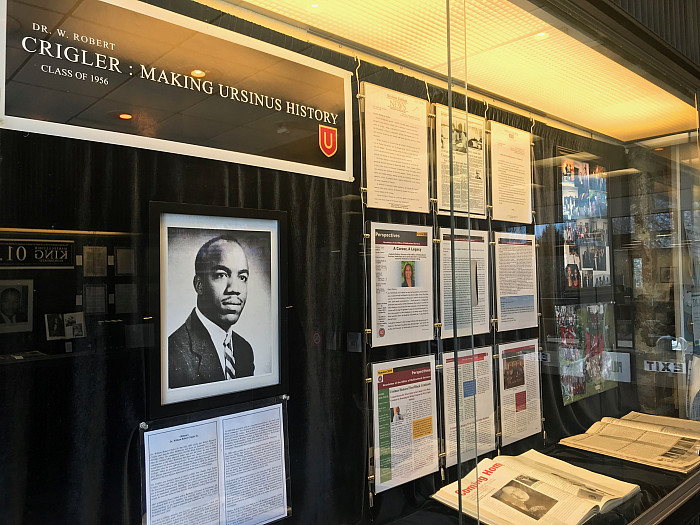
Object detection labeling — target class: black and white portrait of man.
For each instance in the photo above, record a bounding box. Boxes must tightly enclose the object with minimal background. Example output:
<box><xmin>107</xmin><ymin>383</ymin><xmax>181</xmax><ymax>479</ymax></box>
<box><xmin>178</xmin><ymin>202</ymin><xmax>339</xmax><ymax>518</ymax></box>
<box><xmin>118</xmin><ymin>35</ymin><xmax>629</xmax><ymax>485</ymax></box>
<box><xmin>160</xmin><ymin>212</ymin><xmax>280</xmax><ymax>405</ymax></box>
<box><xmin>0</xmin><ymin>280</ymin><xmax>33</xmax><ymax>334</ymax></box>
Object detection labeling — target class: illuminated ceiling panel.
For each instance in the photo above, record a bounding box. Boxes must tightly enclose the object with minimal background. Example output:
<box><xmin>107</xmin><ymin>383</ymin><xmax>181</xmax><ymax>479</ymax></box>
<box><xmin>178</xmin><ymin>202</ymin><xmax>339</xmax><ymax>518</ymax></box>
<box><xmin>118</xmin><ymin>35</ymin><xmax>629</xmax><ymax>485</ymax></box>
<box><xmin>209</xmin><ymin>0</ymin><xmax>698</xmax><ymax>141</ymax></box>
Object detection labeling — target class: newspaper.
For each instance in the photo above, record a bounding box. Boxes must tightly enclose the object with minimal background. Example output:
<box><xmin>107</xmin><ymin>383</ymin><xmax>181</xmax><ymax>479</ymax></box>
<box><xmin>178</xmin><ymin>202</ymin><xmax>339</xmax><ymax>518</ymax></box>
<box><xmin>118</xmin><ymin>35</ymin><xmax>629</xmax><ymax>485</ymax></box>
<box><xmin>560</xmin><ymin>412</ymin><xmax>700</xmax><ymax>473</ymax></box>
<box><xmin>433</xmin><ymin>451</ymin><xmax>639</xmax><ymax>525</ymax></box>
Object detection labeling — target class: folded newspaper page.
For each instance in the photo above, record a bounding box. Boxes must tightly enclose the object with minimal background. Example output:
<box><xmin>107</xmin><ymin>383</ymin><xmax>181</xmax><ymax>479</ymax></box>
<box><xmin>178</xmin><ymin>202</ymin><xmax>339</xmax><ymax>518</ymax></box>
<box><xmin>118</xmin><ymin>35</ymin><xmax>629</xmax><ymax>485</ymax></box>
<box><xmin>498</xmin><ymin>450</ymin><xmax>639</xmax><ymax>513</ymax></box>
<box><xmin>560</xmin><ymin>413</ymin><xmax>700</xmax><ymax>473</ymax></box>
<box><xmin>432</xmin><ymin>453</ymin><xmax>638</xmax><ymax>525</ymax></box>
<box><xmin>616</xmin><ymin>411</ymin><xmax>700</xmax><ymax>439</ymax></box>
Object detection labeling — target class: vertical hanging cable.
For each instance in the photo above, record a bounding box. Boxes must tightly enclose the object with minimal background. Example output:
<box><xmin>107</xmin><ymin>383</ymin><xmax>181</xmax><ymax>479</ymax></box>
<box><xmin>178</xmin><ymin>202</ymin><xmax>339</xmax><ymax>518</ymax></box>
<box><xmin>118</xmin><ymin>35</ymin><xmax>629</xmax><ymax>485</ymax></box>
<box><xmin>462</xmin><ymin>2</ymin><xmax>482</xmax><ymax>513</ymax></box>
<box><xmin>355</xmin><ymin>56</ymin><xmax>375</xmax><ymax>517</ymax></box>
<box><xmin>445</xmin><ymin>1</ymin><xmax>463</xmax><ymax>523</ymax></box>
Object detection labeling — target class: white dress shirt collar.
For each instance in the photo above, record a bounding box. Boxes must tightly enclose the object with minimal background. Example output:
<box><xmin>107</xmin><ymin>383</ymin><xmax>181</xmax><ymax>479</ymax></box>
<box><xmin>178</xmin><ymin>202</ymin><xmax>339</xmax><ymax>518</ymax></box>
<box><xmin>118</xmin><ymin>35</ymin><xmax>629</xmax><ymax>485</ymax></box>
<box><xmin>194</xmin><ymin>307</ymin><xmax>233</xmax><ymax>375</ymax></box>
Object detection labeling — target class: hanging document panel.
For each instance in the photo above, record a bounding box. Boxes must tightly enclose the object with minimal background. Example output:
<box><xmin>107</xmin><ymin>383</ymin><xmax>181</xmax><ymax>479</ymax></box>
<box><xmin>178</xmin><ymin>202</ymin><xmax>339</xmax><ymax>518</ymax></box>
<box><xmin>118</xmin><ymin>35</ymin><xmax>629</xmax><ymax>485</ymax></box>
<box><xmin>490</xmin><ymin>122</ymin><xmax>532</xmax><ymax>224</ymax></box>
<box><xmin>499</xmin><ymin>339</ymin><xmax>542</xmax><ymax>446</ymax></box>
<box><xmin>363</xmin><ymin>83</ymin><xmax>429</xmax><ymax>213</ymax></box>
<box><xmin>372</xmin><ymin>355</ymin><xmax>439</xmax><ymax>493</ymax></box>
<box><xmin>439</xmin><ymin>228</ymin><xmax>490</xmax><ymax>338</ymax></box>
<box><xmin>442</xmin><ymin>346</ymin><xmax>496</xmax><ymax>467</ymax></box>
<box><xmin>494</xmin><ymin>232</ymin><xmax>538</xmax><ymax>332</ymax></box>
<box><xmin>370</xmin><ymin>222</ymin><xmax>434</xmax><ymax>347</ymax></box>
<box><xmin>434</xmin><ymin>105</ymin><xmax>486</xmax><ymax>217</ymax></box>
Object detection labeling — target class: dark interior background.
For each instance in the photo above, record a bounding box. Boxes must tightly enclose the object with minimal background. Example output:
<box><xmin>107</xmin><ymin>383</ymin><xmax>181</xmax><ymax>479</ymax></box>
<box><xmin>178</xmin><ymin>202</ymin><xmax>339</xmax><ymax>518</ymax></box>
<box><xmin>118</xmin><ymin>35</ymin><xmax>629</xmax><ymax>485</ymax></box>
<box><xmin>0</xmin><ymin>1</ymin><xmax>683</xmax><ymax>524</ymax></box>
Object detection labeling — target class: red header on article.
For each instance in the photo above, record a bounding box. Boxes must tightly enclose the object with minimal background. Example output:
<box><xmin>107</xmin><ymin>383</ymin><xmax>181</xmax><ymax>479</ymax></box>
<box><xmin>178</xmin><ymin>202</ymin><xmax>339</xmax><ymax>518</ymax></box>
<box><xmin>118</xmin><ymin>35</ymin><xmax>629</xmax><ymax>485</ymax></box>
<box><xmin>377</xmin><ymin>366</ymin><xmax>431</xmax><ymax>389</ymax></box>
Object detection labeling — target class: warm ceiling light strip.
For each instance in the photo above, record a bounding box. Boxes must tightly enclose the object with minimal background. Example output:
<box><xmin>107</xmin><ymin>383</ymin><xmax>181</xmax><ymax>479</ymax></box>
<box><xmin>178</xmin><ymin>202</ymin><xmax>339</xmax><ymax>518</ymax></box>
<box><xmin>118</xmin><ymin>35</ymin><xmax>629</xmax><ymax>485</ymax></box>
<box><xmin>0</xmin><ymin>228</ymin><xmax>138</xmax><ymax>236</ymax></box>
<box><xmin>210</xmin><ymin>0</ymin><xmax>696</xmax><ymax>142</ymax></box>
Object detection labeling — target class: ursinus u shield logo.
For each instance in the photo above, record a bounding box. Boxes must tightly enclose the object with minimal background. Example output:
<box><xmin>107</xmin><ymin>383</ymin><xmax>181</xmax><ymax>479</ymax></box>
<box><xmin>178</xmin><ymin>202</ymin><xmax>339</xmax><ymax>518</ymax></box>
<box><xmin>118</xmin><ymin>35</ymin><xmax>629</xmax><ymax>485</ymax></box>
<box><xmin>319</xmin><ymin>125</ymin><xmax>337</xmax><ymax>157</ymax></box>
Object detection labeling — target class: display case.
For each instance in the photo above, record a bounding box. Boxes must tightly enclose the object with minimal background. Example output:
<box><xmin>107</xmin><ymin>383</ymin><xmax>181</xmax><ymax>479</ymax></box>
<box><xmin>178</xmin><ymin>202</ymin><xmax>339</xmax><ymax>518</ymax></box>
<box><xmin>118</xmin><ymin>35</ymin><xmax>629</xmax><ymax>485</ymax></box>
<box><xmin>1</xmin><ymin>1</ymin><xmax>700</xmax><ymax>524</ymax></box>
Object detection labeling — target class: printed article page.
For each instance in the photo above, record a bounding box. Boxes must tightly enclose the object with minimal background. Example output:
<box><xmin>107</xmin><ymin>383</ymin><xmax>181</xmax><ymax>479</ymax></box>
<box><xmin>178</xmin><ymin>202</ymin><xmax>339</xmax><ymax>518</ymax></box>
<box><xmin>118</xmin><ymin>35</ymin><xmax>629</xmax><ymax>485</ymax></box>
<box><xmin>433</xmin><ymin>452</ymin><xmax>639</xmax><ymax>524</ymax></box>
<box><xmin>434</xmin><ymin>457</ymin><xmax>599</xmax><ymax>525</ymax></box>
<box><xmin>220</xmin><ymin>405</ymin><xmax>287</xmax><ymax>525</ymax></box>
<box><xmin>440</xmin><ymin>228</ymin><xmax>490</xmax><ymax>338</ymax></box>
<box><xmin>145</xmin><ymin>419</ymin><xmax>221</xmax><ymax>525</ymax></box>
<box><xmin>490</xmin><ymin>122</ymin><xmax>532</xmax><ymax>223</ymax></box>
<box><xmin>560</xmin><ymin>413</ymin><xmax>700</xmax><ymax>473</ymax></box>
<box><xmin>144</xmin><ymin>404</ymin><xmax>287</xmax><ymax>525</ymax></box>
<box><xmin>435</xmin><ymin>105</ymin><xmax>486</xmax><ymax>217</ymax></box>
<box><xmin>501</xmin><ymin>450</ymin><xmax>640</xmax><ymax>512</ymax></box>
<box><xmin>372</xmin><ymin>355</ymin><xmax>439</xmax><ymax>493</ymax></box>
<box><xmin>442</xmin><ymin>347</ymin><xmax>496</xmax><ymax>467</ymax></box>
<box><xmin>499</xmin><ymin>340</ymin><xmax>542</xmax><ymax>446</ymax></box>
<box><xmin>494</xmin><ymin>232</ymin><xmax>538</xmax><ymax>332</ymax></box>
<box><xmin>363</xmin><ymin>83</ymin><xmax>429</xmax><ymax>213</ymax></box>
<box><xmin>371</xmin><ymin>223</ymin><xmax>434</xmax><ymax>347</ymax></box>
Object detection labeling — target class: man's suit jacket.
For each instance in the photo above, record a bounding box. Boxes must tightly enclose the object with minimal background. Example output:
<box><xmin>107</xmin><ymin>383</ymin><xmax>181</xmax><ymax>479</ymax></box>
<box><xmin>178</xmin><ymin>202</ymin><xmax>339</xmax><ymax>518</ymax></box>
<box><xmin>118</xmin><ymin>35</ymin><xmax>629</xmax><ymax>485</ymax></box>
<box><xmin>0</xmin><ymin>314</ymin><xmax>27</xmax><ymax>324</ymax></box>
<box><xmin>168</xmin><ymin>309</ymin><xmax>255</xmax><ymax>388</ymax></box>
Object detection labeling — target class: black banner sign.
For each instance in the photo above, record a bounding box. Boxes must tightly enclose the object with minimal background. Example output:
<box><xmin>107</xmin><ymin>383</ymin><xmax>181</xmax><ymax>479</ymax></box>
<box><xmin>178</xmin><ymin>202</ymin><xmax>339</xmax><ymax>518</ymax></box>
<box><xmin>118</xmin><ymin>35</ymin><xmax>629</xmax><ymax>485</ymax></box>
<box><xmin>1</xmin><ymin>0</ymin><xmax>353</xmax><ymax>181</ymax></box>
<box><xmin>0</xmin><ymin>239</ymin><xmax>74</xmax><ymax>269</ymax></box>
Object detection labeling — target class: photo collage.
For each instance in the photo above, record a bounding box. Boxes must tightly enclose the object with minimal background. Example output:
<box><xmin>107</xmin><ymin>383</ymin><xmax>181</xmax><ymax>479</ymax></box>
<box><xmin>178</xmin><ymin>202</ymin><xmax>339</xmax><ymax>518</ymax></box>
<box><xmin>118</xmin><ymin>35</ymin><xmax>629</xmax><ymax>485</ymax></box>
<box><xmin>561</xmin><ymin>160</ymin><xmax>610</xmax><ymax>290</ymax></box>
<box><xmin>556</xmin><ymin>302</ymin><xmax>617</xmax><ymax>406</ymax></box>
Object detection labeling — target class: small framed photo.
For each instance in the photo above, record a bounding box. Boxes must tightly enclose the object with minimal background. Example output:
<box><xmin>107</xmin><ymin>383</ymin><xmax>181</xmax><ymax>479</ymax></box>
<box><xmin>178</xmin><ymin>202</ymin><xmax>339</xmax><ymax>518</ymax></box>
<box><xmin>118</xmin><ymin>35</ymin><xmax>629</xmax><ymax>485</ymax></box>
<box><xmin>84</xmin><ymin>284</ymin><xmax>108</xmax><ymax>315</ymax></box>
<box><xmin>0</xmin><ymin>280</ymin><xmax>33</xmax><ymax>334</ymax></box>
<box><xmin>83</xmin><ymin>246</ymin><xmax>108</xmax><ymax>277</ymax></box>
<box><xmin>115</xmin><ymin>248</ymin><xmax>136</xmax><ymax>276</ymax></box>
<box><xmin>149</xmin><ymin>202</ymin><xmax>288</xmax><ymax>418</ymax></box>
<box><xmin>45</xmin><ymin>312</ymin><xmax>87</xmax><ymax>340</ymax></box>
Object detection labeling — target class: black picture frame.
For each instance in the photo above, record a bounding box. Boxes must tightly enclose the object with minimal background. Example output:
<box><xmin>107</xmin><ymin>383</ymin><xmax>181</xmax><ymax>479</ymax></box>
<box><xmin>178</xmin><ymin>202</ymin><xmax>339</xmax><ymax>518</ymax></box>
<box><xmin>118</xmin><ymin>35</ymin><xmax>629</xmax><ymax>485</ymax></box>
<box><xmin>148</xmin><ymin>202</ymin><xmax>288</xmax><ymax>419</ymax></box>
<box><xmin>0</xmin><ymin>279</ymin><xmax>33</xmax><ymax>334</ymax></box>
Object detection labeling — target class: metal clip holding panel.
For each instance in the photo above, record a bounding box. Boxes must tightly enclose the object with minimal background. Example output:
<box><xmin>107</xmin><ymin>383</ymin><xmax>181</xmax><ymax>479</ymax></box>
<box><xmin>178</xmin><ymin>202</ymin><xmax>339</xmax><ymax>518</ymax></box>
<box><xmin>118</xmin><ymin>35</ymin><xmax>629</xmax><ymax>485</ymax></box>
<box><xmin>365</xmin><ymin>377</ymin><xmax>372</xmax><ymax>384</ymax></box>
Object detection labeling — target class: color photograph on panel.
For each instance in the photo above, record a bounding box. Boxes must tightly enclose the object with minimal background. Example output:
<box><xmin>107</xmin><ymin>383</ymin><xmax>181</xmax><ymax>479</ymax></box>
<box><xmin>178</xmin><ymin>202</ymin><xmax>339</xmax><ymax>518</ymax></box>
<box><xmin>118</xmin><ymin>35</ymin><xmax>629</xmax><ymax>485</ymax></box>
<box><xmin>556</xmin><ymin>302</ymin><xmax>617</xmax><ymax>405</ymax></box>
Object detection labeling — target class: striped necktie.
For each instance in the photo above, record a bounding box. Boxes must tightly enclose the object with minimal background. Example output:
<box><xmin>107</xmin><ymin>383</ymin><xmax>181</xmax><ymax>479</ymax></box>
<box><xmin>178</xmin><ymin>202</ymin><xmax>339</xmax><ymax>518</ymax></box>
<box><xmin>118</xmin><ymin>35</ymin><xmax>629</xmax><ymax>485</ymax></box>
<box><xmin>223</xmin><ymin>333</ymin><xmax>235</xmax><ymax>379</ymax></box>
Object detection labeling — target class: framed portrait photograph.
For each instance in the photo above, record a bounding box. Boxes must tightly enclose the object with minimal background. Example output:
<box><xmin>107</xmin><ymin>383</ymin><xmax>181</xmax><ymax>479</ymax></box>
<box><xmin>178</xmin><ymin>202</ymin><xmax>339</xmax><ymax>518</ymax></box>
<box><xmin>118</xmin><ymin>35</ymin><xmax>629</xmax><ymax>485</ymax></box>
<box><xmin>0</xmin><ymin>279</ymin><xmax>33</xmax><ymax>334</ymax></box>
<box><xmin>150</xmin><ymin>202</ymin><xmax>288</xmax><ymax>418</ymax></box>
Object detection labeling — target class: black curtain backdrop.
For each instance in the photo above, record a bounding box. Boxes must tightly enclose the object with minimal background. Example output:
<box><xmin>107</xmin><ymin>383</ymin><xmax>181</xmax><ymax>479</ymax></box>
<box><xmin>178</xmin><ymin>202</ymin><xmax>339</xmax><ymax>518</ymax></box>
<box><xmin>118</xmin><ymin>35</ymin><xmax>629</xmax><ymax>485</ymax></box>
<box><xmin>0</xmin><ymin>2</ymin><xmax>678</xmax><ymax>524</ymax></box>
